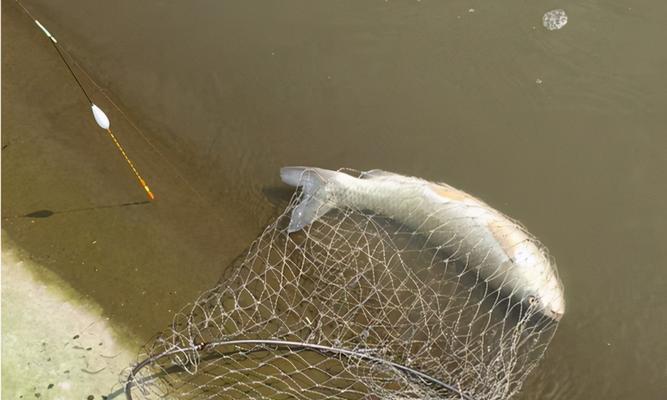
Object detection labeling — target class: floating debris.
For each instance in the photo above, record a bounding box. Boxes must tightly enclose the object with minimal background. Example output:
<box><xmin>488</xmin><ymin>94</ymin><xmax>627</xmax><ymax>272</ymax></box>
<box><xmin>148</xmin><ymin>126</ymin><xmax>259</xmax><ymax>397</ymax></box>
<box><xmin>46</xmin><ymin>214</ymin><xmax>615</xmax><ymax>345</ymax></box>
<box><xmin>543</xmin><ymin>9</ymin><xmax>568</xmax><ymax>31</ymax></box>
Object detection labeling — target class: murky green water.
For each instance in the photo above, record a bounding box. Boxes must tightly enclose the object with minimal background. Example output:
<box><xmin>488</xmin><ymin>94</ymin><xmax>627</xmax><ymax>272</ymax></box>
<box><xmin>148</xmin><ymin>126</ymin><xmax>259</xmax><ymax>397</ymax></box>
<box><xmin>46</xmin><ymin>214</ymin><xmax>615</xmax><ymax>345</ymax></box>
<box><xmin>4</xmin><ymin>0</ymin><xmax>666</xmax><ymax>398</ymax></box>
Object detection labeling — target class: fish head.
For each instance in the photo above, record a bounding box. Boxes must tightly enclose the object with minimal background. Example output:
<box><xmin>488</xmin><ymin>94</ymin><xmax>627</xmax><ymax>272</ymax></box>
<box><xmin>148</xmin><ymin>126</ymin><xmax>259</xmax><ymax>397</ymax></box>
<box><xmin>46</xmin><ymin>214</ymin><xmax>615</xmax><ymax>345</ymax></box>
<box><xmin>515</xmin><ymin>243</ymin><xmax>566</xmax><ymax>321</ymax></box>
<box><xmin>488</xmin><ymin>220</ymin><xmax>566</xmax><ymax>321</ymax></box>
<box><xmin>525</xmin><ymin>273</ymin><xmax>566</xmax><ymax>321</ymax></box>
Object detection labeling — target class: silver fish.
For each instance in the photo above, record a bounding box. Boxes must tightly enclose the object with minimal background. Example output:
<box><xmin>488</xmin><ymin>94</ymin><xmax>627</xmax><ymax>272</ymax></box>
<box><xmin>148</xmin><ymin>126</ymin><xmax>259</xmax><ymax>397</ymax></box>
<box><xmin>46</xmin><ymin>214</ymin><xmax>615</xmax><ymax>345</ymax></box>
<box><xmin>281</xmin><ymin>166</ymin><xmax>565</xmax><ymax>321</ymax></box>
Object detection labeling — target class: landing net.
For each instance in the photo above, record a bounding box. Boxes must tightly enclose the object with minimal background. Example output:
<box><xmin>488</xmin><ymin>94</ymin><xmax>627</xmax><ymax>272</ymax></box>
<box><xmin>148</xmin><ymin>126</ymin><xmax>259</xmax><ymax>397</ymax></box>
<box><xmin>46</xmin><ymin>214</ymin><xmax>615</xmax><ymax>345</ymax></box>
<box><xmin>124</xmin><ymin>173</ymin><xmax>560</xmax><ymax>400</ymax></box>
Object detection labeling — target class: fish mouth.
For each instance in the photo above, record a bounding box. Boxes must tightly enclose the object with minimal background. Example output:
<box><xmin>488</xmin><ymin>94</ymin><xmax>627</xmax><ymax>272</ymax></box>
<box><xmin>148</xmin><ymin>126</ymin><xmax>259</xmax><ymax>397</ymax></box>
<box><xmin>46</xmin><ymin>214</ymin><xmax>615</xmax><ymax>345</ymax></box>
<box><xmin>542</xmin><ymin>305</ymin><xmax>565</xmax><ymax>322</ymax></box>
<box><xmin>548</xmin><ymin>309</ymin><xmax>564</xmax><ymax>322</ymax></box>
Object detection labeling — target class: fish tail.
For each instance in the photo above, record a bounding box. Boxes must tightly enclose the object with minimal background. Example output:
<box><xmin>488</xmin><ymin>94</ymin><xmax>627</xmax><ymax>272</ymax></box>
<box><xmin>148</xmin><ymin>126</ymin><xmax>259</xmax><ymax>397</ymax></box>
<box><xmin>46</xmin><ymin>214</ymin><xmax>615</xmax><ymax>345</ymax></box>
<box><xmin>280</xmin><ymin>167</ymin><xmax>342</xmax><ymax>233</ymax></box>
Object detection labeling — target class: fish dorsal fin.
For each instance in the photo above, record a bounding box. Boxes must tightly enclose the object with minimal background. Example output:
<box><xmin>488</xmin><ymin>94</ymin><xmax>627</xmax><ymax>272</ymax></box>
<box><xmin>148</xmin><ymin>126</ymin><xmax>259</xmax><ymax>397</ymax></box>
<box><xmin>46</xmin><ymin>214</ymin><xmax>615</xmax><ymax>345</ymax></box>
<box><xmin>360</xmin><ymin>169</ymin><xmax>400</xmax><ymax>179</ymax></box>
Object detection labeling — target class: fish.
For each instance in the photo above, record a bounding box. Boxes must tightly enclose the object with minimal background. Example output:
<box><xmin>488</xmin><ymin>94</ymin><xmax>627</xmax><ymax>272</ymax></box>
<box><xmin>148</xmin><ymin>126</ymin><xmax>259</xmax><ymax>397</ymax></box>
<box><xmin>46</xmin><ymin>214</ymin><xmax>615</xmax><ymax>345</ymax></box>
<box><xmin>280</xmin><ymin>166</ymin><xmax>565</xmax><ymax>321</ymax></box>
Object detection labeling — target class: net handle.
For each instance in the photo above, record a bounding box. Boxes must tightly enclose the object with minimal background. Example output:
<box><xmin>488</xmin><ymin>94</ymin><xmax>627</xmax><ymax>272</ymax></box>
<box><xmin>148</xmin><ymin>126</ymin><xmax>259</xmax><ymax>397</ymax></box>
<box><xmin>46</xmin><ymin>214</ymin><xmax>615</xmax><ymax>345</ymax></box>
<box><xmin>124</xmin><ymin>338</ymin><xmax>476</xmax><ymax>400</ymax></box>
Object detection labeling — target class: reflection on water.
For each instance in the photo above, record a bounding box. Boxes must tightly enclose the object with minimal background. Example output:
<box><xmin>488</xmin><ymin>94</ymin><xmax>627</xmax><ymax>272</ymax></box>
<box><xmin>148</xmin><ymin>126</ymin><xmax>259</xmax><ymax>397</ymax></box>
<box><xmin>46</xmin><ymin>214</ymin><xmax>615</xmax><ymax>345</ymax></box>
<box><xmin>5</xmin><ymin>0</ymin><xmax>667</xmax><ymax>398</ymax></box>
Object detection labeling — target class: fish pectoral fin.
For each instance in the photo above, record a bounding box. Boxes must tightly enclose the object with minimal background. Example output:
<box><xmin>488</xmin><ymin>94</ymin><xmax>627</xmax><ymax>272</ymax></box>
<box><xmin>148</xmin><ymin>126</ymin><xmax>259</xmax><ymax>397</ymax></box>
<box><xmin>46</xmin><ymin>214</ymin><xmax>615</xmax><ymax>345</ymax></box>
<box><xmin>288</xmin><ymin>194</ymin><xmax>333</xmax><ymax>233</ymax></box>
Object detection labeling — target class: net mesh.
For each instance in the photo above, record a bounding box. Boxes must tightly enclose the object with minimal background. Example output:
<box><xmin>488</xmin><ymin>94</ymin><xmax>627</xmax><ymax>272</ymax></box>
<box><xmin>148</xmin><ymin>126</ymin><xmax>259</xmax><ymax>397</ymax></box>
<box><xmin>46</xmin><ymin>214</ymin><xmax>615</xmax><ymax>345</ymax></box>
<box><xmin>124</xmin><ymin>171</ymin><xmax>560</xmax><ymax>400</ymax></box>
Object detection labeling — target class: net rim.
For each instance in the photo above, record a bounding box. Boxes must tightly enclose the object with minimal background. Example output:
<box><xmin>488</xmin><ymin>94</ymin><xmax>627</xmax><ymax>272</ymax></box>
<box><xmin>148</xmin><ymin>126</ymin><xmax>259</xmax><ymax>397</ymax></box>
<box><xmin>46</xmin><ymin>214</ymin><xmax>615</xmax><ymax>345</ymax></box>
<box><xmin>124</xmin><ymin>339</ymin><xmax>477</xmax><ymax>400</ymax></box>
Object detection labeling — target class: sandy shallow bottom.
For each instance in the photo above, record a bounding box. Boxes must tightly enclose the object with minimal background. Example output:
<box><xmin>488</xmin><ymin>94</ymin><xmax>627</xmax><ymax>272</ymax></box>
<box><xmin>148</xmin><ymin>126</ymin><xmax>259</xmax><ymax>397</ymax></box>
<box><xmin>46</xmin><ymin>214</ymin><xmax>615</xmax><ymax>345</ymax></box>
<box><xmin>2</xmin><ymin>239</ymin><xmax>138</xmax><ymax>400</ymax></box>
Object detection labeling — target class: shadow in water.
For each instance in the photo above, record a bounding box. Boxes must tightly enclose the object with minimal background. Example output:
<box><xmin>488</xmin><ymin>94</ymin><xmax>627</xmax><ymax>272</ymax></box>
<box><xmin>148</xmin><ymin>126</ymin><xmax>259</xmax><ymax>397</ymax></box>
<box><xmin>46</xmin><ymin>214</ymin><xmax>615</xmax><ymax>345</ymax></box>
<box><xmin>261</xmin><ymin>185</ymin><xmax>294</xmax><ymax>208</ymax></box>
<box><xmin>2</xmin><ymin>200</ymin><xmax>151</xmax><ymax>220</ymax></box>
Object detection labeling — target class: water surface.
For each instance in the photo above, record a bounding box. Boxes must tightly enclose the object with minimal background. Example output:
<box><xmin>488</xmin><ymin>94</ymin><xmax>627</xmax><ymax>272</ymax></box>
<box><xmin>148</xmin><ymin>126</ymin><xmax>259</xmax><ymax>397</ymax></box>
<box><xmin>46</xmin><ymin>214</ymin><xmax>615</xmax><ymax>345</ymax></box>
<box><xmin>4</xmin><ymin>0</ymin><xmax>666</xmax><ymax>398</ymax></box>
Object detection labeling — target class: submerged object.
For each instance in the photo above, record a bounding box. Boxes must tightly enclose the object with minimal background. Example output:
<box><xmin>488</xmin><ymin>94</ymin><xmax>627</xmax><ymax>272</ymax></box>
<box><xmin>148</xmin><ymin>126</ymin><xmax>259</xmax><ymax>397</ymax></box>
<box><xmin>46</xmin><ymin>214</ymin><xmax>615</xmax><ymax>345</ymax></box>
<box><xmin>543</xmin><ymin>9</ymin><xmax>568</xmax><ymax>31</ymax></box>
<box><xmin>281</xmin><ymin>166</ymin><xmax>565</xmax><ymax>321</ymax></box>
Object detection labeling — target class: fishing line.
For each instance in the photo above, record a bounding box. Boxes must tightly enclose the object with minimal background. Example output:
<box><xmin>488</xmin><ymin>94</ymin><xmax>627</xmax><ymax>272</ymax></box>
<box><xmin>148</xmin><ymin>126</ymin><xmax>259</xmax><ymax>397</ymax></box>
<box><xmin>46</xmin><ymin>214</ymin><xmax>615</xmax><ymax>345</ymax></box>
<box><xmin>15</xmin><ymin>0</ymin><xmax>211</xmax><ymax>208</ymax></box>
<box><xmin>64</xmin><ymin>52</ymin><xmax>210</xmax><ymax>207</ymax></box>
<box><xmin>15</xmin><ymin>0</ymin><xmax>155</xmax><ymax>201</ymax></box>
<box><xmin>34</xmin><ymin>20</ymin><xmax>94</xmax><ymax>104</ymax></box>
